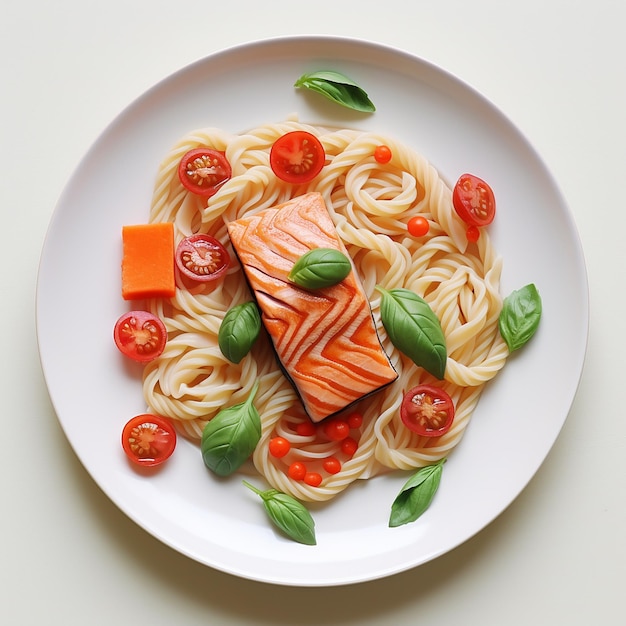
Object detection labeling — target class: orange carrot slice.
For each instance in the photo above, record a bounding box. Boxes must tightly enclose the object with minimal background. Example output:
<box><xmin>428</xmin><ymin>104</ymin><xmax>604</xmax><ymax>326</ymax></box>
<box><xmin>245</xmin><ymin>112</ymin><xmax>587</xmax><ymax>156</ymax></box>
<box><xmin>121</xmin><ymin>223</ymin><xmax>175</xmax><ymax>300</ymax></box>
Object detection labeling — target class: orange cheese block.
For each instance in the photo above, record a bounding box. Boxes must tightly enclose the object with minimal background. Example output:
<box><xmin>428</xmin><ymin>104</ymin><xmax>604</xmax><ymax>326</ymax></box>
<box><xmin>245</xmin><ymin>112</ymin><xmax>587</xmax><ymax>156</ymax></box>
<box><xmin>121</xmin><ymin>222</ymin><xmax>176</xmax><ymax>300</ymax></box>
<box><xmin>227</xmin><ymin>192</ymin><xmax>398</xmax><ymax>422</ymax></box>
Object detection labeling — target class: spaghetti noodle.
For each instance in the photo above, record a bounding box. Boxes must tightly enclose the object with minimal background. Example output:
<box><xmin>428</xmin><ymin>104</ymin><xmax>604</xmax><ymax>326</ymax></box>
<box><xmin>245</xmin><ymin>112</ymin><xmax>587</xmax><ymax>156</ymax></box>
<box><xmin>142</xmin><ymin>119</ymin><xmax>508</xmax><ymax>502</ymax></box>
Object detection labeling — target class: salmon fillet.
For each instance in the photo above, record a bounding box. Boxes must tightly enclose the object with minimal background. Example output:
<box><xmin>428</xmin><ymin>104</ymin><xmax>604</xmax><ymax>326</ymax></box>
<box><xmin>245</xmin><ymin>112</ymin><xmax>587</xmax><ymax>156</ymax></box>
<box><xmin>227</xmin><ymin>192</ymin><xmax>398</xmax><ymax>422</ymax></box>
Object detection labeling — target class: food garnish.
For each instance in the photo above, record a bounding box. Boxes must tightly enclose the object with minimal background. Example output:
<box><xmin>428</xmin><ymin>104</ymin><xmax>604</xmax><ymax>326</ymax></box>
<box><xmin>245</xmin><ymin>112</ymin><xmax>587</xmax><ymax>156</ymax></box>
<box><xmin>452</xmin><ymin>173</ymin><xmax>496</xmax><ymax>227</ymax></box>
<box><xmin>389</xmin><ymin>459</ymin><xmax>446</xmax><ymax>527</ymax></box>
<box><xmin>175</xmin><ymin>233</ymin><xmax>230</xmax><ymax>284</ymax></box>
<box><xmin>269</xmin><ymin>130</ymin><xmax>325</xmax><ymax>183</ymax></box>
<box><xmin>407</xmin><ymin>215</ymin><xmax>430</xmax><ymax>237</ymax></box>
<box><xmin>121</xmin><ymin>414</ymin><xmax>177</xmax><ymax>467</ymax></box>
<box><xmin>374</xmin><ymin>144</ymin><xmax>392</xmax><ymax>163</ymax></box>
<box><xmin>294</xmin><ymin>70</ymin><xmax>376</xmax><ymax>112</ymax></box>
<box><xmin>243</xmin><ymin>480</ymin><xmax>317</xmax><ymax>545</ymax></box>
<box><xmin>499</xmin><ymin>283</ymin><xmax>542</xmax><ymax>352</ymax></box>
<box><xmin>121</xmin><ymin>223</ymin><xmax>175</xmax><ymax>300</ymax></box>
<box><xmin>218</xmin><ymin>301</ymin><xmax>262</xmax><ymax>364</ymax></box>
<box><xmin>113</xmin><ymin>310</ymin><xmax>167</xmax><ymax>363</ymax></box>
<box><xmin>376</xmin><ymin>286</ymin><xmax>447</xmax><ymax>380</ymax></box>
<box><xmin>288</xmin><ymin>248</ymin><xmax>352</xmax><ymax>289</ymax></box>
<box><xmin>178</xmin><ymin>148</ymin><xmax>231</xmax><ymax>197</ymax></box>
<box><xmin>400</xmin><ymin>385</ymin><xmax>455</xmax><ymax>437</ymax></box>
<box><xmin>201</xmin><ymin>381</ymin><xmax>262</xmax><ymax>477</ymax></box>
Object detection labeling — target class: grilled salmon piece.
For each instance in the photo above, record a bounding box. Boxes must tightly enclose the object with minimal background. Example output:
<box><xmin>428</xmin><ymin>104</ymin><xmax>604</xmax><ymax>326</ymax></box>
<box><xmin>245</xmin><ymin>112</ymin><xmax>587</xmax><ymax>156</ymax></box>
<box><xmin>227</xmin><ymin>192</ymin><xmax>398</xmax><ymax>422</ymax></box>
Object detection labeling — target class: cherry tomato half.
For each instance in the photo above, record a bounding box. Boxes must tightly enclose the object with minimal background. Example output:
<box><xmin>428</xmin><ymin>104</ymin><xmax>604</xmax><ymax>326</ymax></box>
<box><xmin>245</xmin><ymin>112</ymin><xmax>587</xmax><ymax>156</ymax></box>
<box><xmin>400</xmin><ymin>384</ymin><xmax>455</xmax><ymax>437</ymax></box>
<box><xmin>269</xmin><ymin>131</ymin><xmax>325</xmax><ymax>184</ymax></box>
<box><xmin>113</xmin><ymin>310</ymin><xmax>167</xmax><ymax>362</ymax></box>
<box><xmin>452</xmin><ymin>173</ymin><xmax>496</xmax><ymax>227</ymax></box>
<box><xmin>175</xmin><ymin>234</ymin><xmax>230</xmax><ymax>284</ymax></box>
<box><xmin>178</xmin><ymin>148</ymin><xmax>232</xmax><ymax>198</ymax></box>
<box><xmin>121</xmin><ymin>414</ymin><xmax>177</xmax><ymax>467</ymax></box>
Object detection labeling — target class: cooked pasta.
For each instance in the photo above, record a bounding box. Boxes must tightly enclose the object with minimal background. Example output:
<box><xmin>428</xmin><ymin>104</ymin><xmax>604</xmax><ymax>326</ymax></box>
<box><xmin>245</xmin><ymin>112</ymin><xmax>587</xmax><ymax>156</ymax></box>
<box><xmin>142</xmin><ymin>118</ymin><xmax>509</xmax><ymax>502</ymax></box>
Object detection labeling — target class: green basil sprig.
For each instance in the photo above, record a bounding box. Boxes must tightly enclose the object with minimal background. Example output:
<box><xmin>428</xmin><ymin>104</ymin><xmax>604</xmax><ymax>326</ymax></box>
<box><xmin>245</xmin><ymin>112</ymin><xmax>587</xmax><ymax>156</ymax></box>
<box><xmin>376</xmin><ymin>286</ymin><xmax>447</xmax><ymax>379</ymax></box>
<box><xmin>288</xmin><ymin>248</ymin><xmax>352</xmax><ymax>289</ymax></box>
<box><xmin>389</xmin><ymin>459</ymin><xmax>446</xmax><ymax>527</ymax></box>
<box><xmin>294</xmin><ymin>70</ymin><xmax>376</xmax><ymax>113</ymax></box>
<box><xmin>218</xmin><ymin>301</ymin><xmax>262</xmax><ymax>364</ymax></box>
<box><xmin>201</xmin><ymin>381</ymin><xmax>261</xmax><ymax>476</ymax></box>
<box><xmin>243</xmin><ymin>480</ymin><xmax>316</xmax><ymax>545</ymax></box>
<box><xmin>498</xmin><ymin>283</ymin><xmax>542</xmax><ymax>352</ymax></box>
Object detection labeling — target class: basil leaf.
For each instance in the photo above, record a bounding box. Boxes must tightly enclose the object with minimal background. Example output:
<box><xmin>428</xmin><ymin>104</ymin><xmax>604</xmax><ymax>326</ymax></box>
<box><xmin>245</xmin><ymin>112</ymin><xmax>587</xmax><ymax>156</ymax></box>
<box><xmin>243</xmin><ymin>481</ymin><xmax>316</xmax><ymax>545</ymax></box>
<box><xmin>288</xmin><ymin>248</ymin><xmax>352</xmax><ymax>289</ymax></box>
<box><xmin>294</xmin><ymin>70</ymin><xmax>376</xmax><ymax>113</ymax></box>
<box><xmin>218</xmin><ymin>301</ymin><xmax>262</xmax><ymax>364</ymax></box>
<box><xmin>201</xmin><ymin>381</ymin><xmax>261</xmax><ymax>476</ymax></box>
<box><xmin>389</xmin><ymin>459</ymin><xmax>446</xmax><ymax>527</ymax></box>
<box><xmin>376</xmin><ymin>286</ymin><xmax>447</xmax><ymax>379</ymax></box>
<box><xmin>498</xmin><ymin>283</ymin><xmax>542</xmax><ymax>352</ymax></box>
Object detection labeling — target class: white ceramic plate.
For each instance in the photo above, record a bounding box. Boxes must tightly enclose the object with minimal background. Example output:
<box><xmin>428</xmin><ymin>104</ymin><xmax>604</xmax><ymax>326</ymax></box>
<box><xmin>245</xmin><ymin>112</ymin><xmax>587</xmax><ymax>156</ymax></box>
<box><xmin>36</xmin><ymin>36</ymin><xmax>588</xmax><ymax>586</ymax></box>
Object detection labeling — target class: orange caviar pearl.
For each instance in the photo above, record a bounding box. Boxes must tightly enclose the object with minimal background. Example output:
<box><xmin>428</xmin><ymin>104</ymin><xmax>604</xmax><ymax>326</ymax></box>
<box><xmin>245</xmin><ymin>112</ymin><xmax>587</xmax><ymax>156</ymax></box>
<box><xmin>323</xmin><ymin>419</ymin><xmax>350</xmax><ymax>441</ymax></box>
<box><xmin>346</xmin><ymin>412</ymin><xmax>363</xmax><ymax>429</ymax></box>
<box><xmin>304</xmin><ymin>472</ymin><xmax>323</xmax><ymax>487</ymax></box>
<box><xmin>374</xmin><ymin>145</ymin><xmax>392</xmax><ymax>164</ymax></box>
<box><xmin>407</xmin><ymin>215</ymin><xmax>430</xmax><ymax>237</ymax></box>
<box><xmin>466</xmin><ymin>225</ymin><xmax>481</xmax><ymax>242</ymax></box>
<box><xmin>294</xmin><ymin>421</ymin><xmax>316</xmax><ymax>437</ymax></box>
<box><xmin>341</xmin><ymin>437</ymin><xmax>358</xmax><ymax>457</ymax></box>
<box><xmin>268</xmin><ymin>436</ymin><xmax>291</xmax><ymax>458</ymax></box>
<box><xmin>288</xmin><ymin>461</ymin><xmax>307</xmax><ymax>481</ymax></box>
<box><xmin>323</xmin><ymin>457</ymin><xmax>342</xmax><ymax>474</ymax></box>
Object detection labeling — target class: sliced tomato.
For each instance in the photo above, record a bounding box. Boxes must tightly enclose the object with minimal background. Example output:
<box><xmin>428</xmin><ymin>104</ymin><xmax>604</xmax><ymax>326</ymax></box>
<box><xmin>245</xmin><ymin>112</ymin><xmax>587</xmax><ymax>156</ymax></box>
<box><xmin>269</xmin><ymin>131</ymin><xmax>325</xmax><ymax>183</ymax></box>
<box><xmin>121</xmin><ymin>414</ymin><xmax>177</xmax><ymax>467</ymax></box>
<box><xmin>113</xmin><ymin>310</ymin><xmax>167</xmax><ymax>362</ymax></box>
<box><xmin>452</xmin><ymin>173</ymin><xmax>496</xmax><ymax>227</ymax></box>
<box><xmin>178</xmin><ymin>148</ymin><xmax>231</xmax><ymax>198</ymax></box>
<box><xmin>175</xmin><ymin>234</ymin><xmax>230</xmax><ymax>284</ymax></box>
<box><xmin>400</xmin><ymin>384</ymin><xmax>455</xmax><ymax>437</ymax></box>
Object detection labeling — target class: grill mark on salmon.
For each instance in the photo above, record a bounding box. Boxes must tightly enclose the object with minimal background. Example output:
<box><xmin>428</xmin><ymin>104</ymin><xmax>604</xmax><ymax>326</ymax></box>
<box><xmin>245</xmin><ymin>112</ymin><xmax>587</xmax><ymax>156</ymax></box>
<box><xmin>227</xmin><ymin>192</ymin><xmax>398</xmax><ymax>422</ymax></box>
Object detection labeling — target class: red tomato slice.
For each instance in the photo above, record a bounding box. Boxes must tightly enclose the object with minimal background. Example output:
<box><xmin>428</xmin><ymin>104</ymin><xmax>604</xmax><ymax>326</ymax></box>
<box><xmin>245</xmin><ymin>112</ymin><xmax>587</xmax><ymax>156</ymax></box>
<box><xmin>175</xmin><ymin>234</ymin><xmax>230</xmax><ymax>284</ymax></box>
<box><xmin>113</xmin><ymin>310</ymin><xmax>167</xmax><ymax>362</ymax></box>
<box><xmin>400</xmin><ymin>385</ymin><xmax>455</xmax><ymax>437</ymax></box>
<box><xmin>269</xmin><ymin>131</ymin><xmax>325</xmax><ymax>183</ymax></box>
<box><xmin>121</xmin><ymin>414</ymin><xmax>177</xmax><ymax>467</ymax></box>
<box><xmin>178</xmin><ymin>148</ymin><xmax>232</xmax><ymax>197</ymax></box>
<box><xmin>452</xmin><ymin>173</ymin><xmax>496</xmax><ymax>227</ymax></box>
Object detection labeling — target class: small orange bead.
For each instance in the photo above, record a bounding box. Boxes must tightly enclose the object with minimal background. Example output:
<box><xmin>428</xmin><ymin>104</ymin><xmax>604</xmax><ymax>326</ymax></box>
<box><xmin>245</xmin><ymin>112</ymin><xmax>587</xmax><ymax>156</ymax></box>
<box><xmin>374</xmin><ymin>145</ymin><xmax>392</xmax><ymax>164</ymax></box>
<box><xmin>341</xmin><ymin>437</ymin><xmax>358</xmax><ymax>457</ymax></box>
<box><xmin>466</xmin><ymin>225</ymin><xmax>481</xmax><ymax>242</ymax></box>
<box><xmin>304</xmin><ymin>472</ymin><xmax>323</xmax><ymax>487</ymax></box>
<box><xmin>288</xmin><ymin>462</ymin><xmax>306</xmax><ymax>481</ymax></box>
<box><xmin>323</xmin><ymin>457</ymin><xmax>342</xmax><ymax>474</ymax></box>
<box><xmin>407</xmin><ymin>215</ymin><xmax>430</xmax><ymax>237</ymax></box>
<box><xmin>268</xmin><ymin>436</ymin><xmax>291</xmax><ymax>458</ymax></box>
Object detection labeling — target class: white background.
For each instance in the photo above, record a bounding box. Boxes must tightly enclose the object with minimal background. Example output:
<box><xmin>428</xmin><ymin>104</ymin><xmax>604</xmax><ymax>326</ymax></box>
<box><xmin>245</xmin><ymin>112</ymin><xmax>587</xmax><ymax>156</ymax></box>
<box><xmin>2</xmin><ymin>1</ymin><xmax>622</xmax><ymax>624</ymax></box>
